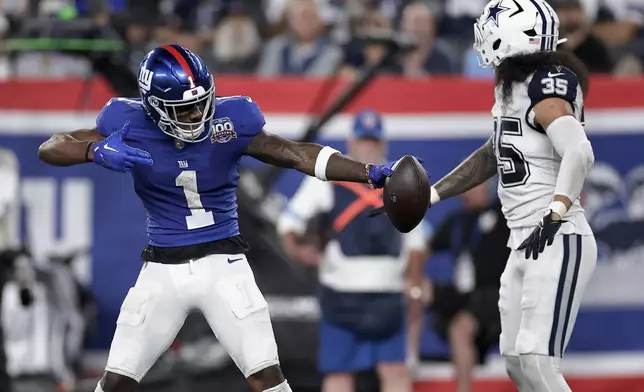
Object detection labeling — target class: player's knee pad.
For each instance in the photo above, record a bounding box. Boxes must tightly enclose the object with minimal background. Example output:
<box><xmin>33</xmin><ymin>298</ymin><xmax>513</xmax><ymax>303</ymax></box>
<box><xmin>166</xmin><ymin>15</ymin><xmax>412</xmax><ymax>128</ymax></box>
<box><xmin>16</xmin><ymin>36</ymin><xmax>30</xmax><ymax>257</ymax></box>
<box><xmin>263</xmin><ymin>380</ymin><xmax>292</xmax><ymax>392</ymax></box>
<box><xmin>520</xmin><ymin>354</ymin><xmax>571</xmax><ymax>392</ymax></box>
<box><xmin>516</xmin><ymin>328</ymin><xmax>539</xmax><ymax>355</ymax></box>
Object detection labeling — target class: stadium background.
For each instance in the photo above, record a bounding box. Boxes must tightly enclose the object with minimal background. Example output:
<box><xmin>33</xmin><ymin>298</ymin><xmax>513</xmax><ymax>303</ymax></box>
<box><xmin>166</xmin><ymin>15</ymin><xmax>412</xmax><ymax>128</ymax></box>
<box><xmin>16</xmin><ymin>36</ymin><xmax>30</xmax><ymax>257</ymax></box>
<box><xmin>1</xmin><ymin>0</ymin><xmax>644</xmax><ymax>391</ymax></box>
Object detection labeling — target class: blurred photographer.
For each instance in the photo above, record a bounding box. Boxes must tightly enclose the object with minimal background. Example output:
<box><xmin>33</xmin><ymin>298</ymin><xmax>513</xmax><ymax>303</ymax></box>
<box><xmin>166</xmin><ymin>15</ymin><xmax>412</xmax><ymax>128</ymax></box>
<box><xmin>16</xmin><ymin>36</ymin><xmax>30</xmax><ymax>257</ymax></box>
<box><xmin>0</xmin><ymin>148</ymin><xmax>30</xmax><ymax>392</ymax></box>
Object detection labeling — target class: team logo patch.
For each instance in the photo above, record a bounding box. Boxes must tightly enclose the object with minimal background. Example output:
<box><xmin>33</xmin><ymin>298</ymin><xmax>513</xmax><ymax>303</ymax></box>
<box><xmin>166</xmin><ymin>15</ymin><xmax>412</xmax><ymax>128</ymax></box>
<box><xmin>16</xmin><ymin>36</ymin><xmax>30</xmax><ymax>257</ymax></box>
<box><xmin>210</xmin><ymin>117</ymin><xmax>237</xmax><ymax>144</ymax></box>
<box><xmin>485</xmin><ymin>1</ymin><xmax>510</xmax><ymax>27</ymax></box>
<box><xmin>139</xmin><ymin>68</ymin><xmax>153</xmax><ymax>92</ymax></box>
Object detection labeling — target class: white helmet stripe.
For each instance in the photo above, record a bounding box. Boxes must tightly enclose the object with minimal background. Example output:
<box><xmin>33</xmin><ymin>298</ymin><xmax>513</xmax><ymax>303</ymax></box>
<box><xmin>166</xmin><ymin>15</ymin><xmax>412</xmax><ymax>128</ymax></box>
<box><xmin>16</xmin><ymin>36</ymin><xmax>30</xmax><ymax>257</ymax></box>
<box><xmin>528</xmin><ymin>0</ymin><xmax>549</xmax><ymax>51</ymax></box>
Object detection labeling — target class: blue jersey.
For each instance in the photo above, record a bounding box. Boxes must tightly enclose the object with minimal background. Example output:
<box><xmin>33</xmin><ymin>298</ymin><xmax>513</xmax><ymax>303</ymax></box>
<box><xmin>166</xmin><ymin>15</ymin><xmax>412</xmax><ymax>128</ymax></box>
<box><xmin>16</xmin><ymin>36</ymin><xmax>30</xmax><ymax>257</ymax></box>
<box><xmin>96</xmin><ymin>95</ymin><xmax>265</xmax><ymax>247</ymax></box>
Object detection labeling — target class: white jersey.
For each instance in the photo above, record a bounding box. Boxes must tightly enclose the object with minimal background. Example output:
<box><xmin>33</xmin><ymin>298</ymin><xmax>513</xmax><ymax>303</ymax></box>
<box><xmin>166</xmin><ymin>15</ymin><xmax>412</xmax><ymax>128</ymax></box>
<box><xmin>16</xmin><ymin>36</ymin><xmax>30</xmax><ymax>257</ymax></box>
<box><xmin>491</xmin><ymin>65</ymin><xmax>593</xmax><ymax>248</ymax></box>
<box><xmin>277</xmin><ymin>176</ymin><xmax>428</xmax><ymax>293</ymax></box>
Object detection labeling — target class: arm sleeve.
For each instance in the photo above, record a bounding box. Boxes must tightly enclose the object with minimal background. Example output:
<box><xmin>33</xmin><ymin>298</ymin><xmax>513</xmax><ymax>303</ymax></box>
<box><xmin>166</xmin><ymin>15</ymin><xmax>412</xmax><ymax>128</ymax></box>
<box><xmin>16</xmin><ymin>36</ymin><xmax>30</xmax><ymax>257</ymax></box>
<box><xmin>526</xmin><ymin>66</ymin><xmax>581</xmax><ymax>133</ymax></box>
<box><xmin>276</xmin><ymin>177</ymin><xmax>334</xmax><ymax>236</ymax></box>
<box><xmin>546</xmin><ymin>115</ymin><xmax>595</xmax><ymax>203</ymax></box>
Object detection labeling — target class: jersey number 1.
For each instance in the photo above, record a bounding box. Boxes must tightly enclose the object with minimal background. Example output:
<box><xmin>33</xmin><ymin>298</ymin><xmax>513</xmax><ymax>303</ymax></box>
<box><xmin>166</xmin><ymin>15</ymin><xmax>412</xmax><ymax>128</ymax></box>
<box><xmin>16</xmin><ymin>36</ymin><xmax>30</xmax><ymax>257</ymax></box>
<box><xmin>176</xmin><ymin>171</ymin><xmax>215</xmax><ymax>230</ymax></box>
<box><xmin>493</xmin><ymin>117</ymin><xmax>531</xmax><ymax>188</ymax></box>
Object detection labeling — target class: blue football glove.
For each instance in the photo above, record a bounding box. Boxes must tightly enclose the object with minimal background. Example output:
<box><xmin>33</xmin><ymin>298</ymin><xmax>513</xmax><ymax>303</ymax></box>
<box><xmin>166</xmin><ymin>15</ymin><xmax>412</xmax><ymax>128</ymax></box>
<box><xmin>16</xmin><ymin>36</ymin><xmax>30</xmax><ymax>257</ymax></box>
<box><xmin>367</xmin><ymin>161</ymin><xmax>395</xmax><ymax>189</ymax></box>
<box><xmin>367</xmin><ymin>156</ymin><xmax>426</xmax><ymax>189</ymax></box>
<box><xmin>92</xmin><ymin>121</ymin><xmax>154</xmax><ymax>173</ymax></box>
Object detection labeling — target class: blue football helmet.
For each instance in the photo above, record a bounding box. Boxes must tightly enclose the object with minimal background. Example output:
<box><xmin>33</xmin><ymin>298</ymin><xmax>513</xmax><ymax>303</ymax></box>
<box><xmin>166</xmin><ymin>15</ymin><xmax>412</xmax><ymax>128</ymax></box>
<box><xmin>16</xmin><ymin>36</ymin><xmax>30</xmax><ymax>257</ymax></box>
<box><xmin>138</xmin><ymin>44</ymin><xmax>215</xmax><ymax>142</ymax></box>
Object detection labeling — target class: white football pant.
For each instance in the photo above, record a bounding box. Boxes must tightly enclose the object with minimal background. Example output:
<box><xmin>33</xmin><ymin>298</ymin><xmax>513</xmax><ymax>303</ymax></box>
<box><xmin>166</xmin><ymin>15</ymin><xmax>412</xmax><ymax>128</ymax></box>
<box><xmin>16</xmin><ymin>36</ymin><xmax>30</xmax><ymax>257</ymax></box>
<box><xmin>104</xmin><ymin>254</ymin><xmax>279</xmax><ymax>382</ymax></box>
<box><xmin>499</xmin><ymin>233</ymin><xmax>597</xmax><ymax>391</ymax></box>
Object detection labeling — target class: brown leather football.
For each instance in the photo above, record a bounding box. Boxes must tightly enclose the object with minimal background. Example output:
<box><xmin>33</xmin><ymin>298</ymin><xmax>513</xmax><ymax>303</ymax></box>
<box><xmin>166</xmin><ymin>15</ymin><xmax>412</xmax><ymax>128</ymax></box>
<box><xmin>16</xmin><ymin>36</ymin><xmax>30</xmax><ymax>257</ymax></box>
<box><xmin>383</xmin><ymin>155</ymin><xmax>431</xmax><ymax>233</ymax></box>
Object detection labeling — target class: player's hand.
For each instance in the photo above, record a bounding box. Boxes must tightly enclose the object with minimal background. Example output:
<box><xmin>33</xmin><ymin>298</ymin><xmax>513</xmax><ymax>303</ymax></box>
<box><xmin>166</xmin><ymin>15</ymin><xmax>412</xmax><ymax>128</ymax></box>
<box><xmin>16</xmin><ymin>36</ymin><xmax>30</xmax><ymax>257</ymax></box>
<box><xmin>92</xmin><ymin>121</ymin><xmax>154</xmax><ymax>173</ymax></box>
<box><xmin>367</xmin><ymin>157</ymin><xmax>428</xmax><ymax>217</ymax></box>
<box><xmin>296</xmin><ymin>244</ymin><xmax>322</xmax><ymax>266</ymax></box>
<box><xmin>518</xmin><ymin>212</ymin><xmax>564</xmax><ymax>260</ymax></box>
<box><xmin>367</xmin><ymin>156</ymin><xmax>426</xmax><ymax>189</ymax></box>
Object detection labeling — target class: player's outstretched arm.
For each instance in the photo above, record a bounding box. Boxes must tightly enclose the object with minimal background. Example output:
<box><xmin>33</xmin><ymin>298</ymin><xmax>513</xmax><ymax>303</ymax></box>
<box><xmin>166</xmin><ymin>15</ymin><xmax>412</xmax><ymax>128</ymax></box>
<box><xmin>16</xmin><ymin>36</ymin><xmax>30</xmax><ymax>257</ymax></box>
<box><xmin>431</xmin><ymin>138</ymin><xmax>497</xmax><ymax>203</ymax></box>
<box><xmin>39</xmin><ymin>122</ymin><xmax>153</xmax><ymax>172</ymax></box>
<box><xmin>38</xmin><ymin>128</ymin><xmax>104</xmax><ymax>166</ymax></box>
<box><xmin>245</xmin><ymin>130</ymin><xmax>370</xmax><ymax>183</ymax></box>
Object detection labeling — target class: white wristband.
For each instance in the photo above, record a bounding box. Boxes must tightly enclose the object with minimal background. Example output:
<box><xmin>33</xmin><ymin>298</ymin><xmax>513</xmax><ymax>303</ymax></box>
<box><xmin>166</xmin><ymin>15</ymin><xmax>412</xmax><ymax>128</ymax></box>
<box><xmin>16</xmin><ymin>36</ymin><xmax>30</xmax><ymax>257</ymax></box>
<box><xmin>548</xmin><ymin>201</ymin><xmax>568</xmax><ymax>218</ymax></box>
<box><xmin>314</xmin><ymin>146</ymin><xmax>340</xmax><ymax>181</ymax></box>
<box><xmin>430</xmin><ymin>187</ymin><xmax>440</xmax><ymax>205</ymax></box>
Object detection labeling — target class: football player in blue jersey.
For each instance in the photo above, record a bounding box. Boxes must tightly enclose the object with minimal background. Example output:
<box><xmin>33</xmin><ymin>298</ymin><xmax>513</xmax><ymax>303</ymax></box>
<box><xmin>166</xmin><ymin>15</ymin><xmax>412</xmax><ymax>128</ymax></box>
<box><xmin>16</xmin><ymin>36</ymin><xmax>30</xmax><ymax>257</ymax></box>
<box><xmin>38</xmin><ymin>45</ymin><xmax>408</xmax><ymax>392</ymax></box>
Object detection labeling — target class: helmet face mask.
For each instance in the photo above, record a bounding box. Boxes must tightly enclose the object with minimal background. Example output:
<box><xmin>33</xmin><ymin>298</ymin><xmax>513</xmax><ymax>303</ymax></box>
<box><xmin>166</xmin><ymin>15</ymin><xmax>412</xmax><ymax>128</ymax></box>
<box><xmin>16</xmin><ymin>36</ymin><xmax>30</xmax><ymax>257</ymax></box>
<box><xmin>138</xmin><ymin>45</ymin><xmax>216</xmax><ymax>143</ymax></box>
<box><xmin>147</xmin><ymin>79</ymin><xmax>215</xmax><ymax>142</ymax></box>
<box><xmin>473</xmin><ymin>0</ymin><xmax>566</xmax><ymax>67</ymax></box>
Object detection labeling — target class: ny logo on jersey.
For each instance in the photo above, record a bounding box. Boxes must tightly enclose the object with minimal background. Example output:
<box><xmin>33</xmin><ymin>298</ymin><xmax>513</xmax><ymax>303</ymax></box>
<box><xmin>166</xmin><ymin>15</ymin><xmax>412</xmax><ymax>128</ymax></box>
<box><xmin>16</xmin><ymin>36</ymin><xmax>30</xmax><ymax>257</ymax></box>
<box><xmin>178</xmin><ymin>160</ymin><xmax>189</xmax><ymax>168</ymax></box>
<box><xmin>139</xmin><ymin>68</ymin><xmax>154</xmax><ymax>92</ymax></box>
<box><xmin>210</xmin><ymin>118</ymin><xmax>237</xmax><ymax>144</ymax></box>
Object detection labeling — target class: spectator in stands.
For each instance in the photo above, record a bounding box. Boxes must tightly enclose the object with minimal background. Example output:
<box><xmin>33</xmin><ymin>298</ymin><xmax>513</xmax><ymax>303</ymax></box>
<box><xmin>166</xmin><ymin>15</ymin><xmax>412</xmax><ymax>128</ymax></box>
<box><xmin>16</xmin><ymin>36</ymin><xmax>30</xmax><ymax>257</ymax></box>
<box><xmin>438</xmin><ymin>0</ymin><xmax>488</xmax><ymax>43</ymax></box>
<box><xmin>398</xmin><ymin>2</ymin><xmax>459</xmax><ymax>77</ymax></box>
<box><xmin>592</xmin><ymin>0</ymin><xmax>644</xmax><ymax>47</ymax></box>
<box><xmin>209</xmin><ymin>1</ymin><xmax>263</xmax><ymax>73</ymax></box>
<box><xmin>9</xmin><ymin>0</ymin><xmax>94</xmax><ymax>78</ymax></box>
<box><xmin>277</xmin><ymin>110</ymin><xmax>428</xmax><ymax>392</ymax></box>
<box><xmin>551</xmin><ymin>0</ymin><xmax>614</xmax><ymax>73</ymax></box>
<box><xmin>425</xmin><ymin>182</ymin><xmax>509</xmax><ymax>392</ymax></box>
<box><xmin>118</xmin><ymin>2</ymin><xmax>162</xmax><ymax>74</ymax></box>
<box><xmin>257</xmin><ymin>0</ymin><xmax>342</xmax><ymax>76</ymax></box>
<box><xmin>591</xmin><ymin>0</ymin><xmax>644</xmax><ymax>75</ymax></box>
<box><xmin>0</xmin><ymin>9</ymin><xmax>8</xmax><ymax>79</ymax></box>
<box><xmin>157</xmin><ymin>0</ymin><xmax>265</xmax><ymax>73</ymax></box>
<box><xmin>340</xmin><ymin>9</ymin><xmax>400</xmax><ymax>79</ymax></box>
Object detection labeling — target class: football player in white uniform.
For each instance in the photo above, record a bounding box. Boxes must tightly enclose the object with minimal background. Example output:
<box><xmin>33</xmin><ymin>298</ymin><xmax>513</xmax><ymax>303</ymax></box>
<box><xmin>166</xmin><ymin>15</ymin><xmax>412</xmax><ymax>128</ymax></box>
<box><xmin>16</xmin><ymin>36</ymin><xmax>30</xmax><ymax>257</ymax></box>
<box><xmin>425</xmin><ymin>0</ymin><xmax>596</xmax><ymax>391</ymax></box>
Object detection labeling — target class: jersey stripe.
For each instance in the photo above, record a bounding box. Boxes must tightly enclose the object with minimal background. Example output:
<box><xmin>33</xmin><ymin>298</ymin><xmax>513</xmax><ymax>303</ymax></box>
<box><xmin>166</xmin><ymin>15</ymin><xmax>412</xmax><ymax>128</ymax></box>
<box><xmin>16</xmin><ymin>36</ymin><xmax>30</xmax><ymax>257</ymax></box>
<box><xmin>161</xmin><ymin>45</ymin><xmax>194</xmax><ymax>81</ymax></box>
<box><xmin>528</xmin><ymin>0</ymin><xmax>548</xmax><ymax>51</ymax></box>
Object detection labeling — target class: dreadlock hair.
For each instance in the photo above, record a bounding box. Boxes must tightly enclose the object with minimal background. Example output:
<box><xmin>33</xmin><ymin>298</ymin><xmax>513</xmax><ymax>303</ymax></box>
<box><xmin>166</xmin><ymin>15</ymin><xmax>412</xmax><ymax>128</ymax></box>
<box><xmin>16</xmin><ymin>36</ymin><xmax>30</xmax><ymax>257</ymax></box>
<box><xmin>495</xmin><ymin>50</ymin><xmax>589</xmax><ymax>105</ymax></box>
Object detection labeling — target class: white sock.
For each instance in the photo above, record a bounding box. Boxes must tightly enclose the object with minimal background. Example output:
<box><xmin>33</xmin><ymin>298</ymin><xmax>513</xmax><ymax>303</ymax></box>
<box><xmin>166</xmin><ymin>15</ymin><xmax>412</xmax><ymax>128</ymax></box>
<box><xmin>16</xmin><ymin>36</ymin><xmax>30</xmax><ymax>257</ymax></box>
<box><xmin>263</xmin><ymin>380</ymin><xmax>292</xmax><ymax>392</ymax></box>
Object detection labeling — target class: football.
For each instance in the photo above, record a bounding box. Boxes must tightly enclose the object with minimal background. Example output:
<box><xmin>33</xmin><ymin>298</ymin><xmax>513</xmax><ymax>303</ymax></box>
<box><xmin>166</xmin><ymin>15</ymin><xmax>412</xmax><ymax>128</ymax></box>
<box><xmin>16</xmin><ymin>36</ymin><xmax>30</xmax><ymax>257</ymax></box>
<box><xmin>382</xmin><ymin>156</ymin><xmax>431</xmax><ymax>233</ymax></box>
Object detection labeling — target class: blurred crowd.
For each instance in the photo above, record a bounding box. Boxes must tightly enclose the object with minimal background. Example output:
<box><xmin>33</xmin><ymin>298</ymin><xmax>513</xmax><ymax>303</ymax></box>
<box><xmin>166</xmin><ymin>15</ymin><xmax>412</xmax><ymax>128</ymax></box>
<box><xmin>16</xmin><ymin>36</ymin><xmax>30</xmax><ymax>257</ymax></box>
<box><xmin>0</xmin><ymin>0</ymin><xmax>644</xmax><ymax>80</ymax></box>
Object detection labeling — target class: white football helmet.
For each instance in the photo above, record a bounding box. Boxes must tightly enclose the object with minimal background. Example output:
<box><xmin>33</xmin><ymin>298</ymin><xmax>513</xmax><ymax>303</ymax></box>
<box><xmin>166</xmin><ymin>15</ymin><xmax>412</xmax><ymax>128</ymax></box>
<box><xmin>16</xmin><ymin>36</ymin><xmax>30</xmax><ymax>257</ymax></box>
<box><xmin>474</xmin><ymin>0</ymin><xmax>568</xmax><ymax>67</ymax></box>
